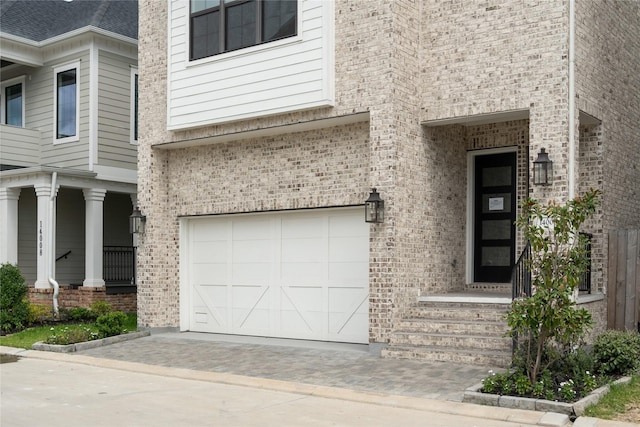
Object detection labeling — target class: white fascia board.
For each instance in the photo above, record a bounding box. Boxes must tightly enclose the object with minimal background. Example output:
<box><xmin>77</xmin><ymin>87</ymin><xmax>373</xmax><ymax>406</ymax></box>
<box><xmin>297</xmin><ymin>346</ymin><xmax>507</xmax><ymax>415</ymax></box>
<box><xmin>156</xmin><ymin>111</ymin><xmax>370</xmax><ymax>150</ymax></box>
<box><xmin>0</xmin><ymin>35</ymin><xmax>43</xmax><ymax>66</ymax></box>
<box><xmin>92</xmin><ymin>165</ymin><xmax>138</xmax><ymax>185</ymax></box>
<box><xmin>0</xmin><ymin>27</ymin><xmax>136</xmax><ymax>66</ymax></box>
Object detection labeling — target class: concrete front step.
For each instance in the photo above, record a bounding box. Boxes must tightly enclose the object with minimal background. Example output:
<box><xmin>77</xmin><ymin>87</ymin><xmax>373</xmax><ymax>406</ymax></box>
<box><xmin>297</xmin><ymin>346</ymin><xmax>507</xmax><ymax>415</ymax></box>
<box><xmin>405</xmin><ymin>303</ymin><xmax>510</xmax><ymax>322</ymax></box>
<box><xmin>382</xmin><ymin>345</ymin><xmax>512</xmax><ymax>367</ymax></box>
<box><xmin>397</xmin><ymin>318</ymin><xmax>509</xmax><ymax>335</ymax></box>
<box><xmin>390</xmin><ymin>332</ymin><xmax>512</xmax><ymax>352</ymax></box>
<box><xmin>385</xmin><ymin>298</ymin><xmax>514</xmax><ymax>366</ymax></box>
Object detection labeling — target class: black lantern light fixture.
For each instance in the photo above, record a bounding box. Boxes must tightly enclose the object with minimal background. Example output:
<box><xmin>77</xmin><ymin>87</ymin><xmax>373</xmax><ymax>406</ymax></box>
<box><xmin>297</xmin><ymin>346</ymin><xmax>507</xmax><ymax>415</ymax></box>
<box><xmin>365</xmin><ymin>188</ymin><xmax>384</xmax><ymax>223</ymax></box>
<box><xmin>533</xmin><ymin>148</ymin><xmax>553</xmax><ymax>186</ymax></box>
<box><xmin>129</xmin><ymin>206</ymin><xmax>146</xmax><ymax>236</ymax></box>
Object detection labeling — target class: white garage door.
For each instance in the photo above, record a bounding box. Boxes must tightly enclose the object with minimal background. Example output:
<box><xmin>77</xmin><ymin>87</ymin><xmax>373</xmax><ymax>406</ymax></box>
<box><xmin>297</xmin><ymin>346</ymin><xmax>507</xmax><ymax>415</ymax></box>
<box><xmin>181</xmin><ymin>208</ymin><xmax>369</xmax><ymax>343</ymax></box>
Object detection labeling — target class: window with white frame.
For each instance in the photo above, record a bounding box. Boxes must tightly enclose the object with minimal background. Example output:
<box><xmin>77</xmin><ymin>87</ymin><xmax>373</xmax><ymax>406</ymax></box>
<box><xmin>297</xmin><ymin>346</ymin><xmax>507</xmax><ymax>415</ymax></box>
<box><xmin>1</xmin><ymin>77</ymin><xmax>25</xmax><ymax>127</ymax></box>
<box><xmin>190</xmin><ymin>0</ymin><xmax>297</xmax><ymax>61</ymax></box>
<box><xmin>130</xmin><ymin>67</ymin><xmax>138</xmax><ymax>144</ymax></box>
<box><xmin>53</xmin><ymin>62</ymin><xmax>80</xmax><ymax>143</ymax></box>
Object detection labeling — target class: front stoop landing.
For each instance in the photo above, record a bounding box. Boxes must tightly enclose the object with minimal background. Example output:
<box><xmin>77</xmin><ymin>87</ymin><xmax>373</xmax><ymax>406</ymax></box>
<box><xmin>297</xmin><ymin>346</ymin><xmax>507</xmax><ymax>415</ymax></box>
<box><xmin>381</xmin><ymin>297</ymin><xmax>512</xmax><ymax>367</ymax></box>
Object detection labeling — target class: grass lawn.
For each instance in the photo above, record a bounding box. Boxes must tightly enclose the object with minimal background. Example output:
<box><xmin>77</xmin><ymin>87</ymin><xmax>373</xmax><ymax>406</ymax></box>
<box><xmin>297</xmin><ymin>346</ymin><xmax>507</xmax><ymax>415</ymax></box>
<box><xmin>584</xmin><ymin>375</ymin><xmax>640</xmax><ymax>424</ymax></box>
<box><xmin>0</xmin><ymin>313</ymin><xmax>137</xmax><ymax>349</ymax></box>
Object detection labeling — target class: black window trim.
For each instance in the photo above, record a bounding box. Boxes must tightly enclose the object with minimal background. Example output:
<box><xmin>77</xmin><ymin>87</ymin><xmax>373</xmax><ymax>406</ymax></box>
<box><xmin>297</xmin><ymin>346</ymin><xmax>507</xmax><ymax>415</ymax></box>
<box><xmin>190</xmin><ymin>0</ymin><xmax>298</xmax><ymax>61</ymax></box>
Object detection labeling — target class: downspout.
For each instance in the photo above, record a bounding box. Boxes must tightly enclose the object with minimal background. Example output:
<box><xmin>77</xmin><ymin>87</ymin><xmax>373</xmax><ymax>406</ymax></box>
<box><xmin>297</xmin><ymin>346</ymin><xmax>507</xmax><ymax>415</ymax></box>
<box><xmin>48</xmin><ymin>172</ymin><xmax>59</xmax><ymax>317</ymax></box>
<box><xmin>568</xmin><ymin>0</ymin><xmax>576</xmax><ymax>199</ymax></box>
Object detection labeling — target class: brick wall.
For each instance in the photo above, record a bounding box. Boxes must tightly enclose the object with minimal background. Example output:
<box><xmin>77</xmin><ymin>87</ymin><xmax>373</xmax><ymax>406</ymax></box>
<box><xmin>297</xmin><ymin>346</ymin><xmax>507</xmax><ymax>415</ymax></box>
<box><xmin>137</xmin><ymin>0</ymin><xmax>638</xmax><ymax>340</ymax></box>
<box><xmin>28</xmin><ymin>287</ymin><xmax>137</xmax><ymax>313</ymax></box>
<box><xmin>576</xmin><ymin>1</ymin><xmax>640</xmax><ymax>299</ymax></box>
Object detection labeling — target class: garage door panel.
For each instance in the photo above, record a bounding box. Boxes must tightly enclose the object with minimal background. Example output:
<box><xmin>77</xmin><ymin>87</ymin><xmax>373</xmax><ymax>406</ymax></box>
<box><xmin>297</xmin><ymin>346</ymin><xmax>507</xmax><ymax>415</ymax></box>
<box><xmin>192</xmin><ymin>263</ymin><xmax>226</xmax><ymax>285</ymax></box>
<box><xmin>192</xmin><ymin>284</ymin><xmax>228</xmax><ymax>329</ymax></box>
<box><xmin>282</xmin><ymin>237</ymin><xmax>324</xmax><ymax>262</ymax></box>
<box><xmin>192</xmin><ymin>219</ymin><xmax>227</xmax><ymax>241</ymax></box>
<box><xmin>329</xmin><ymin>262</ymin><xmax>369</xmax><ymax>283</ymax></box>
<box><xmin>192</xmin><ymin>240</ymin><xmax>227</xmax><ymax>263</ymax></box>
<box><xmin>232</xmin><ymin>263</ymin><xmax>271</xmax><ymax>283</ymax></box>
<box><xmin>185</xmin><ymin>208</ymin><xmax>369</xmax><ymax>343</ymax></box>
<box><xmin>233</xmin><ymin>240</ymin><xmax>272</xmax><ymax>263</ymax></box>
<box><xmin>328</xmin><ymin>288</ymin><xmax>368</xmax><ymax>342</ymax></box>
<box><xmin>281</xmin><ymin>262</ymin><xmax>323</xmax><ymax>284</ymax></box>
<box><xmin>281</xmin><ymin>216</ymin><xmax>324</xmax><ymax>238</ymax></box>
<box><xmin>232</xmin><ymin>218</ymin><xmax>272</xmax><ymax>240</ymax></box>
<box><xmin>329</xmin><ymin>237</ymin><xmax>369</xmax><ymax>263</ymax></box>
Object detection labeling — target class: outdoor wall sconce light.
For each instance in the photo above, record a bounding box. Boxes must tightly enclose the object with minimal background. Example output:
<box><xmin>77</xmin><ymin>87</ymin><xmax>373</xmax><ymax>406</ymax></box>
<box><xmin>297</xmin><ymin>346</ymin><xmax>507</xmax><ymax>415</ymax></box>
<box><xmin>129</xmin><ymin>206</ymin><xmax>146</xmax><ymax>235</ymax></box>
<box><xmin>533</xmin><ymin>148</ymin><xmax>553</xmax><ymax>186</ymax></box>
<box><xmin>365</xmin><ymin>188</ymin><xmax>384</xmax><ymax>223</ymax></box>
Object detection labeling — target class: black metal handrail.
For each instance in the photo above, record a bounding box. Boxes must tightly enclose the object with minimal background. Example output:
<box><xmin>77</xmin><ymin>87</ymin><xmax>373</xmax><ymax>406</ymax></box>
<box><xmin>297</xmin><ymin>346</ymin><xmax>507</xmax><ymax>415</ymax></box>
<box><xmin>511</xmin><ymin>242</ymin><xmax>532</xmax><ymax>299</ymax></box>
<box><xmin>578</xmin><ymin>232</ymin><xmax>592</xmax><ymax>294</ymax></box>
<box><xmin>103</xmin><ymin>246</ymin><xmax>135</xmax><ymax>285</ymax></box>
<box><xmin>56</xmin><ymin>250</ymin><xmax>71</xmax><ymax>262</ymax></box>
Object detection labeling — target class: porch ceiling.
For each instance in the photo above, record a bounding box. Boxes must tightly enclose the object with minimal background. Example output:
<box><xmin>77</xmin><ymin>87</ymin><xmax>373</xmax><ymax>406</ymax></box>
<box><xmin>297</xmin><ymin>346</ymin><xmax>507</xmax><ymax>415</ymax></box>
<box><xmin>421</xmin><ymin>110</ymin><xmax>529</xmax><ymax>127</ymax></box>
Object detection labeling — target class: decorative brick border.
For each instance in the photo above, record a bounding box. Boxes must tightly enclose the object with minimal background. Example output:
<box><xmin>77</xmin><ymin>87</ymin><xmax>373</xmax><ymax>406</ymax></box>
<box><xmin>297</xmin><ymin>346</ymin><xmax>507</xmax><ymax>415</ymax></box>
<box><xmin>463</xmin><ymin>376</ymin><xmax>632</xmax><ymax>417</ymax></box>
<box><xmin>32</xmin><ymin>331</ymin><xmax>150</xmax><ymax>353</ymax></box>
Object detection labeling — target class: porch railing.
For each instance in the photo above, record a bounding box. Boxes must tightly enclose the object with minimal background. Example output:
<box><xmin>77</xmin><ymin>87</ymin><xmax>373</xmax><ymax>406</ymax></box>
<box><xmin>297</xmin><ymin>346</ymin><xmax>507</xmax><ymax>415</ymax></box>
<box><xmin>511</xmin><ymin>242</ymin><xmax>532</xmax><ymax>299</ymax></box>
<box><xmin>103</xmin><ymin>246</ymin><xmax>135</xmax><ymax>285</ymax></box>
<box><xmin>511</xmin><ymin>233</ymin><xmax>593</xmax><ymax>299</ymax></box>
<box><xmin>578</xmin><ymin>232</ymin><xmax>592</xmax><ymax>294</ymax></box>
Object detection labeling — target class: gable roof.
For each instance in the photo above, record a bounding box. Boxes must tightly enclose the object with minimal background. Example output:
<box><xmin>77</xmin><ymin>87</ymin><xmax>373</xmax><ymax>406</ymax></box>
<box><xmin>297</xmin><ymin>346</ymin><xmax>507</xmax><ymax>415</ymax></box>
<box><xmin>0</xmin><ymin>0</ymin><xmax>138</xmax><ymax>42</ymax></box>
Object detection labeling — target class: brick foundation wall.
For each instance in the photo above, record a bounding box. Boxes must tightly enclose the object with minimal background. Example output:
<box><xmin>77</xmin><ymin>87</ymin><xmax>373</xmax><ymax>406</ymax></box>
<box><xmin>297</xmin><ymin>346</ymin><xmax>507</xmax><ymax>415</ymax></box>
<box><xmin>28</xmin><ymin>287</ymin><xmax>137</xmax><ymax>313</ymax></box>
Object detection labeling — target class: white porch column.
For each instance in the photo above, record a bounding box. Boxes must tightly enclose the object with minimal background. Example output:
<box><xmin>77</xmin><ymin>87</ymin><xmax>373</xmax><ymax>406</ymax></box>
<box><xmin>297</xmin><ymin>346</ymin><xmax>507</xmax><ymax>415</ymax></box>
<box><xmin>83</xmin><ymin>188</ymin><xmax>107</xmax><ymax>287</ymax></box>
<box><xmin>34</xmin><ymin>184</ymin><xmax>58</xmax><ymax>288</ymax></box>
<box><xmin>0</xmin><ymin>188</ymin><xmax>21</xmax><ymax>264</ymax></box>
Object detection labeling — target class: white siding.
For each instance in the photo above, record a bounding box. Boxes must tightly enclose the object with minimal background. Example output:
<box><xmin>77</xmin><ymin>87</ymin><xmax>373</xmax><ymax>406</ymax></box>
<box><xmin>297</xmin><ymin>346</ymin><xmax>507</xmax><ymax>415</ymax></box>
<box><xmin>97</xmin><ymin>50</ymin><xmax>137</xmax><ymax>170</ymax></box>
<box><xmin>167</xmin><ymin>0</ymin><xmax>334</xmax><ymax>130</ymax></box>
<box><xmin>36</xmin><ymin>51</ymin><xmax>92</xmax><ymax>170</ymax></box>
<box><xmin>0</xmin><ymin>125</ymin><xmax>41</xmax><ymax>167</ymax></box>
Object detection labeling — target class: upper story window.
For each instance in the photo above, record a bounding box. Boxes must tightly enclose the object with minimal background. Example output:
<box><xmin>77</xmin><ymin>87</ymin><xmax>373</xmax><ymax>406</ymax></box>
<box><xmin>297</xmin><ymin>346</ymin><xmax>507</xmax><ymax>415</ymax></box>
<box><xmin>130</xmin><ymin>67</ymin><xmax>138</xmax><ymax>144</ymax></box>
<box><xmin>190</xmin><ymin>0</ymin><xmax>297</xmax><ymax>61</ymax></box>
<box><xmin>1</xmin><ymin>77</ymin><xmax>25</xmax><ymax>127</ymax></box>
<box><xmin>53</xmin><ymin>62</ymin><xmax>80</xmax><ymax>143</ymax></box>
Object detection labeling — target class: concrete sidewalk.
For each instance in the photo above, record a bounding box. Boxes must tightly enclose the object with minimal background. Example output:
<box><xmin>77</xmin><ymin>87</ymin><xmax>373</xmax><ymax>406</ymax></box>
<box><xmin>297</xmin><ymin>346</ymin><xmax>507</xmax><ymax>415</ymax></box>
<box><xmin>1</xmin><ymin>333</ymin><xmax>637</xmax><ymax>426</ymax></box>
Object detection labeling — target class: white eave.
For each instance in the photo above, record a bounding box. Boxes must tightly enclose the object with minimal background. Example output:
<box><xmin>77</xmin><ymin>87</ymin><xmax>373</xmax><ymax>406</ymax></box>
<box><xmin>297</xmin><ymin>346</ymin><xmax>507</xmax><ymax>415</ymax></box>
<box><xmin>155</xmin><ymin>112</ymin><xmax>371</xmax><ymax>150</ymax></box>
<box><xmin>0</xmin><ymin>26</ymin><xmax>137</xmax><ymax>66</ymax></box>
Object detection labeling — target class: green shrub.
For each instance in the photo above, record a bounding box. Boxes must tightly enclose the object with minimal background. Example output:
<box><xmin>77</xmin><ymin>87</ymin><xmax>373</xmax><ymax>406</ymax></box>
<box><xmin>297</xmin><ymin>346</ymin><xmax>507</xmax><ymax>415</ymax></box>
<box><xmin>46</xmin><ymin>326</ymin><xmax>98</xmax><ymax>345</ymax></box>
<box><xmin>28</xmin><ymin>303</ymin><xmax>54</xmax><ymax>325</ymax></box>
<box><xmin>95</xmin><ymin>311</ymin><xmax>127</xmax><ymax>338</ymax></box>
<box><xmin>0</xmin><ymin>264</ymin><xmax>30</xmax><ymax>333</ymax></box>
<box><xmin>593</xmin><ymin>330</ymin><xmax>640</xmax><ymax>377</ymax></box>
<box><xmin>66</xmin><ymin>307</ymin><xmax>96</xmax><ymax>322</ymax></box>
<box><xmin>89</xmin><ymin>300</ymin><xmax>112</xmax><ymax>316</ymax></box>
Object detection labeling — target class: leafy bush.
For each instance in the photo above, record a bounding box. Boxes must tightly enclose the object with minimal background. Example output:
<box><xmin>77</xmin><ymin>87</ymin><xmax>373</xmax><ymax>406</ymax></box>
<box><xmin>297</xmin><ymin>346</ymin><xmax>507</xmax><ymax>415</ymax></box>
<box><xmin>89</xmin><ymin>300</ymin><xmax>112</xmax><ymax>316</ymax></box>
<box><xmin>0</xmin><ymin>264</ymin><xmax>30</xmax><ymax>333</ymax></box>
<box><xmin>507</xmin><ymin>189</ymin><xmax>599</xmax><ymax>384</ymax></box>
<box><xmin>480</xmin><ymin>348</ymin><xmax>602</xmax><ymax>402</ymax></box>
<box><xmin>593</xmin><ymin>330</ymin><xmax>640</xmax><ymax>377</ymax></box>
<box><xmin>66</xmin><ymin>307</ymin><xmax>96</xmax><ymax>322</ymax></box>
<box><xmin>28</xmin><ymin>303</ymin><xmax>54</xmax><ymax>325</ymax></box>
<box><xmin>96</xmin><ymin>311</ymin><xmax>127</xmax><ymax>338</ymax></box>
<box><xmin>46</xmin><ymin>326</ymin><xmax>98</xmax><ymax>345</ymax></box>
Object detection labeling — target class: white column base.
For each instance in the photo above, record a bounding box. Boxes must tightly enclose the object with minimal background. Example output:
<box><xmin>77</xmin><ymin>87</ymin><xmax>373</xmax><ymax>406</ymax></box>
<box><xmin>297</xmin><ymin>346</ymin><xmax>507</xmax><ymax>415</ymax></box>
<box><xmin>82</xmin><ymin>278</ymin><xmax>106</xmax><ymax>287</ymax></box>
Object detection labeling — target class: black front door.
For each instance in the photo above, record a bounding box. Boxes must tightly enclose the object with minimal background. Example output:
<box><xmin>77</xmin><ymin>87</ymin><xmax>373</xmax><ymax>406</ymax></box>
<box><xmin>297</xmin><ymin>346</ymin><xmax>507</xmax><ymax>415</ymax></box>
<box><xmin>474</xmin><ymin>152</ymin><xmax>517</xmax><ymax>283</ymax></box>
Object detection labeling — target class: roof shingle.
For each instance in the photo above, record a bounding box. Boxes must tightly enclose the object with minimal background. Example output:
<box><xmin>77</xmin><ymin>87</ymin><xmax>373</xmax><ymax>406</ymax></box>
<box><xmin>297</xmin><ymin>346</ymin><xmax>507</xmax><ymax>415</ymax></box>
<box><xmin>0</xmin><ymin>0</ymin><xmax>138</xmax><ymax>42</ymax></box>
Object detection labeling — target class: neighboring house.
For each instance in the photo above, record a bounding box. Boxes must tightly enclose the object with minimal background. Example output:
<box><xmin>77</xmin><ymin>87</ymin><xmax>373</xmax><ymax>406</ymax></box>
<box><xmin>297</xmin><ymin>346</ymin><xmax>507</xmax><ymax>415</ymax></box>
<box><xmin>0</xmin><ymin>0</ymin><xmax>139</xmax><ymax>311</ymax></box>
<box><xmin>136</xmin><ymin>1</ymin><xmax>640</xmax><ymax>365</ymax></box>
